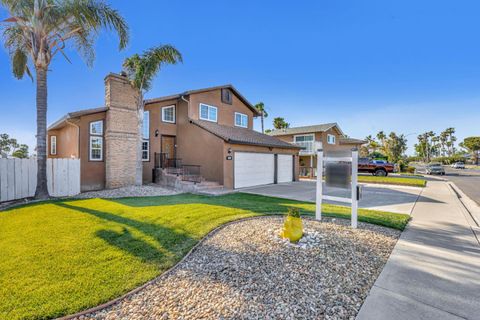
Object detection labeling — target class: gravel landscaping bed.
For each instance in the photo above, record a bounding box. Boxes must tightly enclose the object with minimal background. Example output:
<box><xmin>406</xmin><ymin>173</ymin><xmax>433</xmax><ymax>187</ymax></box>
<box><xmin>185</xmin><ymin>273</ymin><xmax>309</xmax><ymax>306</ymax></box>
<box><xmin>74</xmin><ymin>185</ymin><xmax>179</xmax><ymax>199</ymax></box>
<box><xmin>78</xmin><ymin>216</ymin><xmax>400</xmax><ymax>320</ymax></box>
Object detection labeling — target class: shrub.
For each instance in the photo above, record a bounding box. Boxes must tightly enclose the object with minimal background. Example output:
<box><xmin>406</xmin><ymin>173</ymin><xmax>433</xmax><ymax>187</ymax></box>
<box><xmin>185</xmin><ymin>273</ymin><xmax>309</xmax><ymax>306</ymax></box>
<box><xmin>287</xmin><ymin>207</ymin><xmax>301</xmax><ymax>218</ymax></box>
<box><xmin>405</xmin><ymin>166</ymin><xmax>416</xmax><ymax>174</ymax></box>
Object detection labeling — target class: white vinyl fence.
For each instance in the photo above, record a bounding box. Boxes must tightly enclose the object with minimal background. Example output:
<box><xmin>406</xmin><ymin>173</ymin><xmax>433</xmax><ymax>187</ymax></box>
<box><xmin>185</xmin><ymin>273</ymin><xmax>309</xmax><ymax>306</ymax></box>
<box><xmin>0</xmin><ymin>158</ymin><xmax>80</xmax><ymax>202</ymax></box>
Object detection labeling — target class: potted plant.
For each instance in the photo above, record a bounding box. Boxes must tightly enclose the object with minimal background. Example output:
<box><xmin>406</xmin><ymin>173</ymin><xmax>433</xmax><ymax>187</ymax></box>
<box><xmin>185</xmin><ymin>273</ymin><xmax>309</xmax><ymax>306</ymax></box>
<box><xmin>280</xmin><ymin>207</ymin><xmax>303</xmax><ymax>242</ymax></box>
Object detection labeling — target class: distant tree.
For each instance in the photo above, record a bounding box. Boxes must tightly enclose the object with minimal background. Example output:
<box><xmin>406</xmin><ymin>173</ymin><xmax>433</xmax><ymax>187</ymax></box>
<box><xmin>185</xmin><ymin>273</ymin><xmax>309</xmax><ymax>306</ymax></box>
<box><xmin>0</xmin><ymin>133</ymin><xmax>28</xmax><ymax>158</ymax></box>
<box><xmin>254</xmin><ymin>102</ymin><xmax>268</xmax><ymax>133</ymax></box>
<box><xmin>441</xmin><ymin>127</ymin><xmax>456</xmax><ymax>156</ymax></box>
<box><xmin>123</xmin><ymin>45</ymin><xmax>183</xmax><ymax>185</ymax></box>
<box><xmin>264</xmin><ymin>128</ymin><xmax>272</xmax><ymax>134</ymax></box>
<box><xmin>462</xmin><ymin>137</ymin><xmax>480</xmax><ymax>164</ymax></box>
<box><xmin>383</xmin><ymin>132</ymin><xmax>407</xmax><ymax>163</ymax></box>
<box><xmin>1</xmin><ymin>0</ymin><xmax>129</xmax><ymax>199</ymax></box>
<box><xmin>12</xmin><ymin>144</ymin><xmax>29</xmax><ymax>158</ymax></box>
<box><xmin>272</xmin><ymin>117</ymin><xmax>289</xmax><ymax>130</ymax></box>
<box><xmin>415</xmin><ymin>131</ymin><xmax>435</xmax><ymax>162</ymax></box>
<box><xmin>365</xmin><ymin>135</ymin><xmax>380</xmax><ymax>154</ymax></box>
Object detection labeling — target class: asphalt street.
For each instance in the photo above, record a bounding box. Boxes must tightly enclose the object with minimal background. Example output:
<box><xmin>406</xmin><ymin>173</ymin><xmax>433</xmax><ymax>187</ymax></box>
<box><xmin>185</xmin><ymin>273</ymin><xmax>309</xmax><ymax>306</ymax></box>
<box><xmin>442</xmin><ymin>166</ymin><xmax>480</xmax><ymax>206</ymax></box>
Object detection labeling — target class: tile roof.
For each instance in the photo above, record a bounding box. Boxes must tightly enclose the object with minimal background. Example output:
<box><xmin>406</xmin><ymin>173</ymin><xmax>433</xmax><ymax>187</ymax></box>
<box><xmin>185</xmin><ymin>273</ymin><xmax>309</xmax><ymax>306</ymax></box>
<box><xmin>339</xmin><ymin>137</ymin><xmax>367</xmax><ymax>145</ymax></box>
<box><xmin>267</xmin><ymin>123</ymin><xmax>342</xmax><ymax>136</ymax></box>
<box><xmin>48</xmin><ymin>107</ymin><xmax>107</xmax><ymax>130</ymax></box>
<box><xmin>190</xmin><ymin>120</ymin><xmax>301</xmax><ymax>149</ymax></box>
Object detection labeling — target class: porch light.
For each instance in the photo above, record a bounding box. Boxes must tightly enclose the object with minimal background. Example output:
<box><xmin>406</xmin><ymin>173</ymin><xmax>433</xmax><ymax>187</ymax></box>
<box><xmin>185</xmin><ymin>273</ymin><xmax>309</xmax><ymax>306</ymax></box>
<box><xmin>155</xmin><ymin>129</ymin><xmax>159</xmax><ymax>137</ymax></box>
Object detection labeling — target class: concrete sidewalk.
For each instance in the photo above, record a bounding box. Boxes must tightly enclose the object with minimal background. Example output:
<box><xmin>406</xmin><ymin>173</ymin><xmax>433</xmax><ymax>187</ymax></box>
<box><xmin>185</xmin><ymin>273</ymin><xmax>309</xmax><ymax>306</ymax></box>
<box><xmin>357</xmin><ymin>180</ymin><xmax>480</xmax><ymax>320</ymax></box>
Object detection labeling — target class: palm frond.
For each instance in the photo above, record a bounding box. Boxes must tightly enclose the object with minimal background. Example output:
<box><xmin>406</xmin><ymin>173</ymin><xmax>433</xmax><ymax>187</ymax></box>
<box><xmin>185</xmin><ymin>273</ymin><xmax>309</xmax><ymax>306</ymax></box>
<box><xmin>123</xmin><ymin>44</ymin><xmax>183</xmax><ymax>91</ymax></box>
<box><xmin>63</xmin><ymin>0</ymin><xmax>129</xmax><ymax>49</ymax></box>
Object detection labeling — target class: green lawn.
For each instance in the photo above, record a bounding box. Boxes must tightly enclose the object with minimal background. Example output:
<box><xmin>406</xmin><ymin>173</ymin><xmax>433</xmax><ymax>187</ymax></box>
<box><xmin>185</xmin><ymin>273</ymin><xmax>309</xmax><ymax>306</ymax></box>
<box><xmin>358</xmin><ymin>175</ymin><xmax>427</xmax><ymax>187</ymax></box>
<box><xmin>0</xmin><ymin>193</ymin><xmax>409</xmax><ymax>320</ymax></box>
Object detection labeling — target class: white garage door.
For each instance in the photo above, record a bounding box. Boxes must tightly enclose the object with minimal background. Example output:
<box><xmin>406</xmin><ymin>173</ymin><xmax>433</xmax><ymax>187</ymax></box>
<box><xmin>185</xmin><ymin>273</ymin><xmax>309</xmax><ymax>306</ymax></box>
<box><xmin>277</xmin><ymin>154</ymin><xmax>293</xmax><ymax>183</ymax></box>
<box><xmin>234</xmin><ymin>152</ymin><xmax>274</xmax><ymax>189</ymax></box>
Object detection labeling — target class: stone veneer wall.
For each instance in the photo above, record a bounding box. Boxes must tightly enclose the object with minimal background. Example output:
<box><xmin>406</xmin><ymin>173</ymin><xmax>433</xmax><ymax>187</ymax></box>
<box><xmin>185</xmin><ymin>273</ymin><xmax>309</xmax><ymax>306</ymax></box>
<box><xmin>104</xmin><ymin>73</ymin><xmax>139</xmax><ymax>189</ymax></box>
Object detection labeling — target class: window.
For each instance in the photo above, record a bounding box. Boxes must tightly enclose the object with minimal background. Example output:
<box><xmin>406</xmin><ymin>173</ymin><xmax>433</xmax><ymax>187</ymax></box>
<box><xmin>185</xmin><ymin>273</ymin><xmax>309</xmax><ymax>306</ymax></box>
<box><xmin>90</xmin><ymin>120</ymin><xmax>103</xmax><ymax>135</ymax></box>
<box><xmin>143</xmin><ymin>111</ymin><xmax>150</xmax><ymax>138</ymax></box>
<box><xmin>199</xmin><ymin>103</ymin><xmax>217</xmax><ymax>122</ymax></box>
<box><xmin>142</xmin><ymin>140</ymin><xmax>149</xmax><ymax>161</ymax></box>
<box><xmin>294</xmin><ymin>134</ymin><xmax>314</xmax><ymax>142</ymax></box>
<box><xmin>162</xmin><ymin>105</ymin><xmax>175</xmax><ymax>123</ymax></box>
<box><xmin>327</xmin><ymin>134</ymin><xmax>336</xmax><ymax>144</ymax></box>
<box><xmin>89</xmin><ymin>136</ymin><xmax>103</xmax><ymax>161</ymax></box>
<box><xmin>221</xmin><ymin>88</ymin><xmax>232</xmax><ymax>104</ymax></box>
<box><xmin>50</xmin><ymin>136</ymin><xmax>57</xmax><ymax>155</ymax></box>
<box><xmin>235</xmin><ymin>112</ymin><xmax>248</xmax><ymax>128</ymax></box>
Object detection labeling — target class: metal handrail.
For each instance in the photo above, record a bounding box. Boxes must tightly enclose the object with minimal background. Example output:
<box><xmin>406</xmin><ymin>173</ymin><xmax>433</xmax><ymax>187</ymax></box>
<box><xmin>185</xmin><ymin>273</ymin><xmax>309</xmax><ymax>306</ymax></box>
<box><xmin>181</xmin><ymin>164</ymin><xmax>201</xmax><ymax>183</ymax></box>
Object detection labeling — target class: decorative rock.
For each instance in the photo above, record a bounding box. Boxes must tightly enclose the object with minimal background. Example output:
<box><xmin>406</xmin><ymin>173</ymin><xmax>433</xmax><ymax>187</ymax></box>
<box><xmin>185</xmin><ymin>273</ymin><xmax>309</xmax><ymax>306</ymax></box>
<box><xmin>76</xmin><ymin>216</ymin><xmax>399</xmax><ymax>320</ymax></box>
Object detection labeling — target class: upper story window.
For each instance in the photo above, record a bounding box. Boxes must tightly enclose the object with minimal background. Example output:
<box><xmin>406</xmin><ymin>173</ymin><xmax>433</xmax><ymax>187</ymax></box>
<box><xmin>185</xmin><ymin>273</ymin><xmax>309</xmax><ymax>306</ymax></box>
<box><xmin>235</xmin><ymin>112</ymin><xmax>248</xmax><ymax>128</ymax></box>
<box><xmin>294</xmin><ymin>134</ymin><xmax>314</xmax><ymax>143</ymax></box>
<box><xmin>143</xmin><ymin>111</ymin><xmax>150</xmax><ymax>139</ymax></box>
<box><xmin>327</xmin><ymin>134</ymin><xmax>336</xmax><ymax>144</ymax></box>
<box><xmin>162</xmin><ymin>105</ymin><xmax>175</xmax><ymax>123</ymax></box>
<box><xmin>221</xmin><ymin>88</ymin><xmax>233</xmax><ymax>104</ymax></box>
<box><xmin>90</xmin><ymin>120</ymin><xmax>103</xmax><ymax>135</ymax></box>
<box><xmin>199</xmin><ymin>103</ymin><xmax>218</xmax><ymax>122</ymax></box>
<box><xmin>50</xmin><ymin>136</ymin><xmax>57</xmax><ymax>155</ymax></box>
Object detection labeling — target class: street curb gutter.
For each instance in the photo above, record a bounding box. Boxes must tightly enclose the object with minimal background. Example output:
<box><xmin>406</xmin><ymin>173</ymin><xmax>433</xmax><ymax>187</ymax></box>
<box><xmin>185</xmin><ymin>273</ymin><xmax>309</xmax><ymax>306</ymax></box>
<box><xmin>448</xmin><ymin>182</ymin><xmax>480</xmax><ymax>228</ymax></box>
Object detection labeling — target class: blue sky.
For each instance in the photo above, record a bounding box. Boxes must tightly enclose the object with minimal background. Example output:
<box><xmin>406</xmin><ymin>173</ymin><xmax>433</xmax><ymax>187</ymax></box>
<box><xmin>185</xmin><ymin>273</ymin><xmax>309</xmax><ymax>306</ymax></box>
<box><xmin>1</xmin><ymin>0</ymin><xmax>480</xmax><ymax>155</ymax></box>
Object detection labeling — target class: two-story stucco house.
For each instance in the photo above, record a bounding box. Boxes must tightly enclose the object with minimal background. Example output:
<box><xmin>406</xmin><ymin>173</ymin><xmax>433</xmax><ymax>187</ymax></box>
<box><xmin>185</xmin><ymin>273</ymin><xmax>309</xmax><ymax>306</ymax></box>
<box><xmin>268</xmin><ymin>124</ymin><xmax>365</xmax><ymax>178</ymax></box>
<box><xmin>47</xmin><ymin>73</ymin><xmax>301</xmax><ymax>191</ymax></box>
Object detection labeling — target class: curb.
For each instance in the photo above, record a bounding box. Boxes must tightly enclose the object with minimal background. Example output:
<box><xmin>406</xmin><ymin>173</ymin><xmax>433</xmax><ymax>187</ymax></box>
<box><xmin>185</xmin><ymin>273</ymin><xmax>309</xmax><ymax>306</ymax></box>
<box><xmin>57</xmin><ymin>215</ymin><xmax>268</xmax><ymax>320</ymax></box>
<box><xmin>448</xmin><ymin>182</ymin><xmax>480</xmax><ymax>227</ymax></box>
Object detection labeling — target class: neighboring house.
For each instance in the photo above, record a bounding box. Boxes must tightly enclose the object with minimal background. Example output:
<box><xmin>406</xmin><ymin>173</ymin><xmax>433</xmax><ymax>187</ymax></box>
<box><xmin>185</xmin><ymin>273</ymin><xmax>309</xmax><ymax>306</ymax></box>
<box><xmin>268</xmin><ymin>124</ymin><xmax>365</xmax><ymax>178</ymax></box>
<box><xmin>48</xmin><ymin>73</ymin><xmax>301</xmax><ymax>191</ymax></box>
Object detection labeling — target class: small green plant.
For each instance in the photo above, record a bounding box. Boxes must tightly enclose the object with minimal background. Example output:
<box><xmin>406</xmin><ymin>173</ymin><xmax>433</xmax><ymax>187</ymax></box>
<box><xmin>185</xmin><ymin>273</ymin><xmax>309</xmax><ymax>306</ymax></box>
<box><xmin>287</xmin><ymin>207</ymin><xmax>301</xmax><ymax>218</ymax></box>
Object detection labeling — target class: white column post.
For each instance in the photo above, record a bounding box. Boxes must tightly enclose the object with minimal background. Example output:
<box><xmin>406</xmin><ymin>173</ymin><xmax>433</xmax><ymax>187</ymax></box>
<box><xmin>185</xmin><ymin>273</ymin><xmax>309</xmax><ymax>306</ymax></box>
<box><xmin>351</xmin><ymin>148</ymin><xmax>359</xmax><ymax>228</ymax></box>
<box><xmin>316</xmin><ymin>149</ymin><xmax>323</xmax><ymax>220</ymax></box>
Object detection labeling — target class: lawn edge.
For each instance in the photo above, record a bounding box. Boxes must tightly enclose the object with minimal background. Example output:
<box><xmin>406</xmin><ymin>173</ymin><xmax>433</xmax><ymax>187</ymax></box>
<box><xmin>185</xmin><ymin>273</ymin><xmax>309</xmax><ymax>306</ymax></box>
<box><xmin>57</xmin><ymin>215</ymin><xmax>264</xmax><ymax>320</ymax></box>
<box><xmin>358</xmin><ymin>179</ymin><xmax>427</xmax><ymax>188</ymax></box>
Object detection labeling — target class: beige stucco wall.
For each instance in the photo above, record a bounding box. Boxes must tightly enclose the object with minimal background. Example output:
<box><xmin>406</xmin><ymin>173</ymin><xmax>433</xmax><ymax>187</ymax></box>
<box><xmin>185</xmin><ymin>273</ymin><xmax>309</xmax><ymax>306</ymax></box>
<box><xmin>47</xmin><ymin>123</ymin><xmax>79</xmax><ymax>159</ymax></box>
<box><xmin>188</xmin><ymin>89</ymin><xmax>256</xmax><ymax>128</ymax></box>
<box><xmin>176</xmin><ymin>98</ymin><xmax>225</xmax><ymax>184</ymax></box>
<box><xmin>78</xmin><ymin>112</ymin><xmax>106</xmax><ymax>191</ymax></box>
<box><xmin>142</xmin><ymin>98</ymin><xmax>179</xmax><ymax>182</ymax></box>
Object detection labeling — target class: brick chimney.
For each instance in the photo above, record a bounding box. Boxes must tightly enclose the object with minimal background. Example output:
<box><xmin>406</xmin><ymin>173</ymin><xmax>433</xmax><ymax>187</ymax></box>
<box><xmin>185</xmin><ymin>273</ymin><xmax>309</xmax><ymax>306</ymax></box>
<box><xmin>104</xmin><ymin>73</ymin><xmax>139</xmax><ymax>189</ymax></box>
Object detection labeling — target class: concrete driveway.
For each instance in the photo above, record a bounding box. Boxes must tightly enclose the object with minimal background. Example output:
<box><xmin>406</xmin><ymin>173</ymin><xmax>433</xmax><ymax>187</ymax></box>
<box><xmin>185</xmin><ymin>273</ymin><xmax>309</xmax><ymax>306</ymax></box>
<box><xmin>241</xmin><ymin>180</ymin><xmax>426</xmax><ymax>214</ymax></box>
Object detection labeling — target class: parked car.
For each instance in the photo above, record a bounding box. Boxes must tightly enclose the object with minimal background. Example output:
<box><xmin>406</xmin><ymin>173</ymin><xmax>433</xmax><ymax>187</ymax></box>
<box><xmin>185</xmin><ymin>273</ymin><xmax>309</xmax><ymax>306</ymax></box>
<box><xmin>358</xmin><ymin>158</ymin><xmax>395</xmax><ymax>176</ymax></box>
<box><xmin>426</xmin><ymin>163</ymin><xmax>445</xmax><ymax>175</ymax></box>
<box><xmin>451</xmin><ymin>162</ymin><xmax>465</xmax><ymax>169</ymax></box>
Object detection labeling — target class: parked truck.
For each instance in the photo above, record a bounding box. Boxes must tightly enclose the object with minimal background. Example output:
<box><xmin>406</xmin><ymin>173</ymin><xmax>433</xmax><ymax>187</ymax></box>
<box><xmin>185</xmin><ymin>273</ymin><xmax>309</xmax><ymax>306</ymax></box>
<box><xmin>358</xmin><ymin>158</ymin><xmax>395</xmax><ymax>176</ymax></box>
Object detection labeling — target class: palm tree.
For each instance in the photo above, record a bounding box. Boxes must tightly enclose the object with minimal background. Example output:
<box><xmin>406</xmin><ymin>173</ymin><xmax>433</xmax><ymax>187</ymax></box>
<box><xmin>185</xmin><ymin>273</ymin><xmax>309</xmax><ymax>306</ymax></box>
<box><xmin>254</xmin><ymin>102</ymin><xmax>268</xmax><ymax>133</ymax></box>
<box><xmin>122</xmin><ymin>45</ymin><xmax>182</xmax><ymax>185</ymax></box>
<box><xmin>273</xmin><ymin>117</ymin><xmax>289</xmax><ymax>130</ymax></box>
<box><xmin>1</xmin><ymin>0</ymin><xmax>129</xmax><ymax>199</ymax></box>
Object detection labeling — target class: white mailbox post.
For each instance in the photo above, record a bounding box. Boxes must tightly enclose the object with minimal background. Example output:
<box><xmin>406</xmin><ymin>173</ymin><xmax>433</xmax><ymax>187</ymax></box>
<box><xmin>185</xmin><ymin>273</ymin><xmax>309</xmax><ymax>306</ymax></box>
<box><xmin>315</xmin><ymin>148</ymin><xmax>359</xmax><ymax>228</ymax></box>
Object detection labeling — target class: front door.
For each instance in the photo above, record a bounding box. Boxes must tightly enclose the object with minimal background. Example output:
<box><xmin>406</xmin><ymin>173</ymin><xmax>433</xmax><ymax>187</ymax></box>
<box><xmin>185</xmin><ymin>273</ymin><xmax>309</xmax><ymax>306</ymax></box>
<box><xmin>161</xmin><ymin>136</ymin><xmax>176</xmax><ymax>159</ymax></box>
